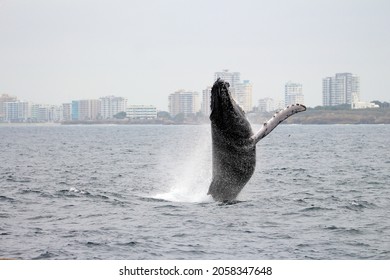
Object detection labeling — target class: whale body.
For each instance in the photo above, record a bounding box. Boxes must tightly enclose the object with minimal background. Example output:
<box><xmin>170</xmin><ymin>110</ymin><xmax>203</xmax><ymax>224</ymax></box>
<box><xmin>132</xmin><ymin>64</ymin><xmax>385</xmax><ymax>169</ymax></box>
<box><xmin>207</xmin><ymin>78</ymin><xmax>306</xmax><ymax>202</ymax></box>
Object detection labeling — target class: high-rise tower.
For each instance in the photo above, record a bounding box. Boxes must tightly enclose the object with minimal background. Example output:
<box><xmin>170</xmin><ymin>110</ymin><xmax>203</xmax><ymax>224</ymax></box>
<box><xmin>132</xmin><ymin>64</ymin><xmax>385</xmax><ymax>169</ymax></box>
<box><xmin>322</xmin><ymin>73</ymin><xmax>360</xmax><ymax>106</ymax></box>
<box><xmin>285</xmin><ymin>82</ymin><xmax>304</xmax><ymax>107</ymax></box>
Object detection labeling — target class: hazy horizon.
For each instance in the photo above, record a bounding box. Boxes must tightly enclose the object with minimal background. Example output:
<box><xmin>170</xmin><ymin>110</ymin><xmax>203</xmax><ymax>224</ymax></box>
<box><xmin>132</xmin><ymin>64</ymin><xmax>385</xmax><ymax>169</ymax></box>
<box><xmin>1</xmin><ymin>0</ymin><xmax>389</xmax><ymax>111</ymax></box>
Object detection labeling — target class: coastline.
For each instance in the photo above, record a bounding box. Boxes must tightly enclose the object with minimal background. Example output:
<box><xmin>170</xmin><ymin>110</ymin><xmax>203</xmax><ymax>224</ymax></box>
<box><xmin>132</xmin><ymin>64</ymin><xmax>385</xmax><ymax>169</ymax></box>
<box><xmin>283</xmin><ymin>108</ymin><xmax>390</xmax><ymax>125</ymax></box>
<box><xmin>1</xmin><ymin>109</ymin><xmax>390</xmax><ymax>126</ymax></box>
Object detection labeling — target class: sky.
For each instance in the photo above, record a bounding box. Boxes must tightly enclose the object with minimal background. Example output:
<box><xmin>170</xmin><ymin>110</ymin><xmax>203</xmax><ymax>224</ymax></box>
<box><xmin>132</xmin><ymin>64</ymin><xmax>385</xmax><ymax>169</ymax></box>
<box><xmin>0</xmin><ymin>0</ymin><xmax>389</xmax><ymax>111</ymax></box>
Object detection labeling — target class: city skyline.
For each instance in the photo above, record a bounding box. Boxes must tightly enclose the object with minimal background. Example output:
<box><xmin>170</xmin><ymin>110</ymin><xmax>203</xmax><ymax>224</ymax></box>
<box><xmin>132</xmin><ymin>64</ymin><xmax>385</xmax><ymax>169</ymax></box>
<box><xmin>1</xmin><ymin>69</ymin><xmax>384</xmax><ymax>122</ymax></box>
<box><xmin>0</xmin><ymin>69</ymin><xmax>385</xmax><ymax>112</ymax></box>
<box><xmin>1</xmin><ymin>0</ymin><xmax>389</xmax><ymax>111</ymax></box>
<box><xmin>1</xmin><ymin>69</ymin><xmax>282</xmax><ymax>122</ymax></box>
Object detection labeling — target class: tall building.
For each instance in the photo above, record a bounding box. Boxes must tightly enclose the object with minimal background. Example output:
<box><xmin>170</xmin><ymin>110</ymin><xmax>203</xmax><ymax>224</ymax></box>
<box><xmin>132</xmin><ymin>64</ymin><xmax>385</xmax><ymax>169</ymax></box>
<box><xmin>285</xmin><ymin>82</ymin><xmax>304</xmax><ymax>106</ymax></box>
<box><xmin>126</xmin><ymin>105</ymin><xmax>157</xmax><ymax>119</ymax></box>
<box><xmin>234</xmin><ymin>80</ymin><xmax>253</xmax><ymax>112</ymax></box>
<box><xmin>3</xmin><ymin>102</ymin><xmax>20</xmax><ymax>122</ymax></box>
<box><xmin>201</xmin><ymin>86</ymin><xmax>212</xmax><ymax>117</ymax></box>
<box><xmin>214</xmin><ymin>70</ymin><xmax>253</xmax><ymax>112</ymax></box>
<box><xmin>100</xmin><ymin>96</ymin><xmax>127</xmax><ymax>119</ymax></box>
<box><xmin>168</xmin><ymin>90</ymin><xmax>200</xmax><ymax>117</ymax></box>
<box><xmin>62</xmin><ymin>103</ymin><xmax>72</xmax><ymax>121</ymax></box>
<box><xmin>71</xmin><ymin>100</ymin><xmax>79</xmax><ymax>120</ymax></box>
<box><xmin>0</xmin><ymin>94</ymin><xmax>17</xmax><ymax>120</ymax></box>
<box><xmin>322</xmin><ymin>73</ymin><xmax>360</xmax><ymax>106</ymax></box>
<box><xmin>31</xmin><ymin>104</ymin><xmax>50</xmax><ymax>122</ymax></box>
<box><xmin>48</xmin><ymin>105</ymin><xmax>63</xmax><ymax>122</ymax></box>
<box><xmin>2</xmin><ymin>101</ymin><xmax>30</xmax><ymax>122</ymax></box>
<box><xmin>19</xmin><ymin>101</ymin><xmax>30</xmax><ymax>121</ymax></box>
<box><xmin>71</xmin><ymin>99</ymin><xmax>101</xmax><ymax>120</ymax></box>
<box><xmin>80</xmin><ymin>99</ymin><xmax>101</xmax><ymax>120</ymax></box>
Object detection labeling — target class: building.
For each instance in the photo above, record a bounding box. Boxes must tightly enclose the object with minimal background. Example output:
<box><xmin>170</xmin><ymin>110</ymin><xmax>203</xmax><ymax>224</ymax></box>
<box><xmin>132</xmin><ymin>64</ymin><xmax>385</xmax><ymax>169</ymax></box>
<box><xmin>168</xmin><ymin>90</ymin><xmax>200</xmax><ymax>117</ymax></box>
<box><xmin>48</xmin><ymin>105</ymin><xmax>63</xmax><ymax>122</ymax></box>
<box><xmin>71</xmin><ymin>99</ymin><xmax>101</xmax><ymax>120</ymax></box>
<box><xmin>214</xmin><ymin>70</ymin><xmax>253</xmax><ymax>112</ymax></box>
<box><xmin>79</xmin><ymin>99</ymin><xmax>101</xmax><ymax>120</ymax></box>
<box><xmin>3</xmin><ymin>102</ymin><xmax>20</xmax><ymax>122</ymax></box>
<box><xmin>3</xmin><ymin>101</ymin><xmax>63</xmax><ymax>123</ymax></box>
<box><xmin>351</xmin><ymin>92</ymin><xmax>379</xmax><ymax>109</ymax></box>
<box><xmin>2</xmin><ymin>101</ymin><xmax>30</xmax><ymax>122</ymax></box>
<box><xmin>322</xmin><ymin>73</ymin><xmax>360</xmax><ymax>107</ymax></box>
<box><xmin>100</xmin><ymin>96</ymin><xmax>127</xmax><ymax>119</ymax></box>
<box><xmin>71</xmin><ymin>100</ymin><xmax>79</xmax><ymax>120</ymax></box>
<box><xmin>234</xmin><ymin>80</ymin><xmax>253</xmax><ymax>112</ymax></box>
<box><xmin>62</xmin><ymin>103</ymin><xmax>72</xmax><ymax>121</ymax></box>
<box><xmin>214</xmin><ymin>70</ymin><xmax>241</xmax><ymax>88</ymax></box>
<box><xmin>18</xmin><ymin>101</ymin><xmax>30</xmax><ymax>121</ymax></box>
<box><xmin>258</xmin><ymin>98</ymin><xmax>285</xmax><ymax>112</ymax></box>
<box><xmin>352</xmin><ymin>101</ymin><xmax>380</xmax><ymax>109</ymax></box>
<box><xmin>201</xmin><ymin>86</ymin><xmax>212</xmax><ymax>117</ymax></box>
<box><xmin>285</xmin><ymin>82</ymin><xmax>304</xmax><ymax>106</ymax></box>
<box><xmin>31</xmin><ymin>104</ymin><xmax>50</xmax><ymax>122</ymax></box>
<box><xmin>126</xmin><ymin>105</ymin><xmax>157</xmax><ymax>119</ymax></box>
<box><xmin>0</xmin><ymin>94</ymin><xmax>17</xmax><ymax>121</ymax></box>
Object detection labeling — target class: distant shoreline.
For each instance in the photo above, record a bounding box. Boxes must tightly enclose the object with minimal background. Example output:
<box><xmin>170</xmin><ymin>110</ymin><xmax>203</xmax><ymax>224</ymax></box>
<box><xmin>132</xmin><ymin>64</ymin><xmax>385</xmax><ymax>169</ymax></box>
<box><xmin>2</xmin><ymin>109</ymin><xmax>390</xmax><ymax>126</ymax></box>
<box><xmin>283</xmin><ymin>108</ymin><xmax>390</xmax><ymax>125</ymax></box>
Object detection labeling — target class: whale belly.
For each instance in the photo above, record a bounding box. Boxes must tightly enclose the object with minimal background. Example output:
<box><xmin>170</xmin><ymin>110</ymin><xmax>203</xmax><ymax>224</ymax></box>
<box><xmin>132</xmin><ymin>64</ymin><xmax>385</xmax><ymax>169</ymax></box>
<box><xmin>208</xmin><ymin>129</ymin><xmax>256</xmax><ymax>201</ymax></box>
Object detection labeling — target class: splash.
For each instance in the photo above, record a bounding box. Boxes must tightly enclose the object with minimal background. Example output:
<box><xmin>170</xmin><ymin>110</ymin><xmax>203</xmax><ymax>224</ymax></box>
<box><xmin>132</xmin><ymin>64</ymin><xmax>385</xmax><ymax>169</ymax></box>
<box><xmin>154</xmin><ymin>186</ymin><xmax>212</xmax><ymax>203</ymax></box>
<box><xmin>153</xmin><ymin>154</ymin><xmax>213</xmax><ymax>203</ymax></box>
<box><xmin>153</xmin><ymin>170</ymin><xmax>213</xmax><ymax>203</ymax></box>
<box><xmin>153</xmin><ymin>127</ymin><xmax>213</xmax><ymax>203</ymax></box>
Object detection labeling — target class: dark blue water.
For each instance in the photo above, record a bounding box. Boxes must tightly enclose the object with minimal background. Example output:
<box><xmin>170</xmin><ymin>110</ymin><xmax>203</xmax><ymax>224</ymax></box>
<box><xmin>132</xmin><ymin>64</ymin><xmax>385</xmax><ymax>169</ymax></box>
<box><xmin>1</xmin><ymin>124</ymin><xmax>389</xmax><ymax>259</ymax></box>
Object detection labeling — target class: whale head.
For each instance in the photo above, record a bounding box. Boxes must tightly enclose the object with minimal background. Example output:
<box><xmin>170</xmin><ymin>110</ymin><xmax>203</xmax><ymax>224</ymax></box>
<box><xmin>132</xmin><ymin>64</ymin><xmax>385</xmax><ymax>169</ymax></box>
<box><xmin>210</xmin><ymin>78</ymin><xmax>252</xmax><ymax>138</ymax></box>
<box><xmin>210</xmin><ymin>78</ymin><xmax>232</xmax><ymax>122</ymax></box>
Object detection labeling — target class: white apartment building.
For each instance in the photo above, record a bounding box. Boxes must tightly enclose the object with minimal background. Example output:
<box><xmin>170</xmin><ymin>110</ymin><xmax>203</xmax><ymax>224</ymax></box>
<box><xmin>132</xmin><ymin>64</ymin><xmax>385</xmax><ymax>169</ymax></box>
<box><xmin>0</xmin><ymin>94</ymin><xmax>17</xmax><ymax>120</ymax></box>
<box><xmin>62</xmin><ymin>103</ymin><xmax>72</xmax><ymax>121</ymax></box>
<box><xmin>126</xmin><ymin>105</ymin><xmax>157</xmax><ymax>119</ymax></box>
<box><xmin>100</xmin><ymin>96</ymin><xmax>127</xmax><ymax>119</ymax></box>
<box><xmin>74</xmin><ymin>99</ymin><xmax>101</xmax><ymax>120</ymax></box>
<box><xmin>30</xmin><ymin>104</ymin><xmax>61</xmax><ymax>122</ymax></box>
<box><xmin>234</xmin><ymin>80</ymin><xmax>253</xmax><ymax>112</ymax></box>
<box><xmin>323</xmin><ymin>73</ymin><xmax>360</xmax><ymax>106</ymax></box>
<box><xmin>2</xmin><ymin>101</ymin><xmax>30</xmax><ymax>122</ymax></box>
<box><xmin>168</xmin><ymin>90</ymin><xmax>200</xmax><ymax>117</ymax></box>
<box><xmin>3</xmin><ymin>101</ymin><xmax>64</xmax><ymax>123</ymax></box>
<box><xmin>285</xmin><ymin>82</ymin><xmax>304</xmax><ymax>106</ymax></box>
<box><xmin>48</xmin><ymin>105</ymin><xmax>63</xmax><ymax>122</ymax></box>
<box><xmin>36</xmin><ymin>105</ymin><xmax>48</xmax><ymax>122</ymax></box>
<box><xmin>352</xmin><ymin>101</ymin><xmax>380</xmax><ymax>109</ymax></box>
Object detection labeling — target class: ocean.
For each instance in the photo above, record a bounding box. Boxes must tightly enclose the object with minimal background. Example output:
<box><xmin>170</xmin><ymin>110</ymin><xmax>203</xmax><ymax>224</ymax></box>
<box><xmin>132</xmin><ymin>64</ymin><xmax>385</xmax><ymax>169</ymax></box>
<box><xmin>0</xmin><ymin>124</ymin><xmax>389</xmax><ymax>259</ymax></box>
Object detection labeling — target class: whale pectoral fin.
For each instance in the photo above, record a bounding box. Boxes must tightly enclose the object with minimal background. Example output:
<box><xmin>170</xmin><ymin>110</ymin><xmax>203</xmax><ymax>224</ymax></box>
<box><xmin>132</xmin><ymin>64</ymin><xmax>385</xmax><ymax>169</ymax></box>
<box><xmin>251</xmin><ymin>104</ymin><xmax>306</xmax><ymax>144</ymax></box>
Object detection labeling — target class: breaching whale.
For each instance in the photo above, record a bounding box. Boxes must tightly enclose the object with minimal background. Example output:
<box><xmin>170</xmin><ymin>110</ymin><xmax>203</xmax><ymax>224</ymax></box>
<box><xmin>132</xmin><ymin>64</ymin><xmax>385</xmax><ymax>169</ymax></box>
<box><xmin>208</xmin><ymin>78</ymin><xmax>306</xmax><ymax>202</ymax></box>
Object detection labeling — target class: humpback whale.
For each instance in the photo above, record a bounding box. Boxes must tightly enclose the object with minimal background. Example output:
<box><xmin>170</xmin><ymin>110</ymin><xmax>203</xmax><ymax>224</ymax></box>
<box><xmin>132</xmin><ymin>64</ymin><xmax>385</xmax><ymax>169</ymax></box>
<box><xmin>208</xmin><ymin>78</ymin><xmax>306</xmax><ymax>202</ymax></box>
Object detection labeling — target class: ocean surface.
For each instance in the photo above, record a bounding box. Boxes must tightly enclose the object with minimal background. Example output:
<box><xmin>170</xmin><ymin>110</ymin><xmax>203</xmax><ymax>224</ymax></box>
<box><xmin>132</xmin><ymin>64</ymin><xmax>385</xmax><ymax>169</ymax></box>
<box><xmin>0</xmin><ymin>124</ymin><xmax>389</xmax><ymax>260</ymax></box>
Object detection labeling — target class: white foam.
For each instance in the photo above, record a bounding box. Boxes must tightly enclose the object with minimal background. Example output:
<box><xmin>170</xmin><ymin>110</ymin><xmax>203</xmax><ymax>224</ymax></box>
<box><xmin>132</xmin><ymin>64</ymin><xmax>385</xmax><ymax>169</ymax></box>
<box><xmin>153</xmin><ymin>187</ymin><xmax>213</xmax><ymax>203</ymax></box>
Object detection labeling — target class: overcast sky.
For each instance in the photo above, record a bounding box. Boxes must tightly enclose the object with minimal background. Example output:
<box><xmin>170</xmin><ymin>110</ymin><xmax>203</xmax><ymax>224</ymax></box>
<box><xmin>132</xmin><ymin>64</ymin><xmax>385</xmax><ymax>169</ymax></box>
<box><xmin>1</xmin><ymin>0</ymin><xmax>389</xmax><ymax>110</ymax></box>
